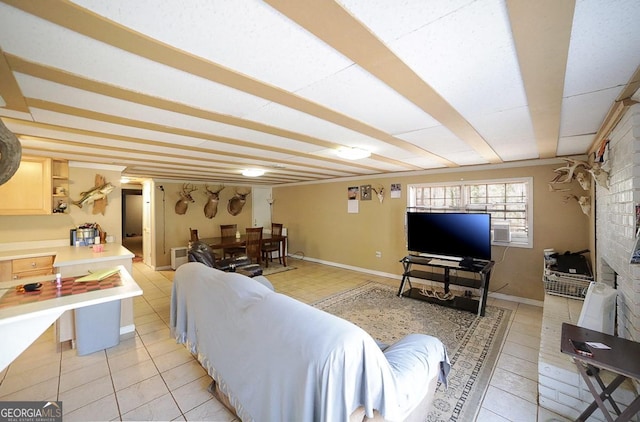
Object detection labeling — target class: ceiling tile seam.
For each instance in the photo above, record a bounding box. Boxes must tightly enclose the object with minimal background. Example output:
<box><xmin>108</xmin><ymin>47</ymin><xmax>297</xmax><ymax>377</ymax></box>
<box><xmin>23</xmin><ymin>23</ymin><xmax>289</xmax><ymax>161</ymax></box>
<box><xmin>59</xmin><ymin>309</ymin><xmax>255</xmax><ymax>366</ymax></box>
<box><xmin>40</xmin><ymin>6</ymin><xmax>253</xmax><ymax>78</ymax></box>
<box><xmin>8</xmin><ymin>116</ymin><xmax>360</xmax><ymax>176</ymax></box>
<box><xmin>263</xmin><ymin>0</ymin><xmax>500</xmax><ymax>164</ymax></box>
<box><xmin>20</xmin><ymin>136</ymin><xmax>347</xmax><ymax>180</ymax></box>
<box><xmin>3</xmin><ymin>0</ymin><xmax>454</xmax><ymax>168</ymax></box>
<box><xmin>24</xmin><ymin>97</ymin><xmax>387</xmax><ymax>172</ymax></box>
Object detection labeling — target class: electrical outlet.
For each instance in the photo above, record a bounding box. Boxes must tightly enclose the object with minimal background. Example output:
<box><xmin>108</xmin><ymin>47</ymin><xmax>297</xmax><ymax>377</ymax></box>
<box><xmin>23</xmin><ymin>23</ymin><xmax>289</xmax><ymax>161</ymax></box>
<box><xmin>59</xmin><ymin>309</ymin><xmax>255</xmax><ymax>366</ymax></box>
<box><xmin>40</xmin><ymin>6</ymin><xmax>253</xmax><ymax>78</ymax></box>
<box><xmin>375</xmin><ymin>251</ymin><xmax>382</xmax><ymax>258</ymax></box>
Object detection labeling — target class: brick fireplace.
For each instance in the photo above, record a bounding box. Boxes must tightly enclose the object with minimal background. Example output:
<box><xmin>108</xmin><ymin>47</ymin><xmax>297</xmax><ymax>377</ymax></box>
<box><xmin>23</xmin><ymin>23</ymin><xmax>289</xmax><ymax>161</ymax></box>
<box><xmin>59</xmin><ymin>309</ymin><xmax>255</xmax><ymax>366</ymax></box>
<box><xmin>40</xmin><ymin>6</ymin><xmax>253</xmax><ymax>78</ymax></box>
<box><xmin>538</xmin><ymin>103</ymin><xmax>640</xmax><ymax>419</ymax></box>
<box><xmin>596</xmin><ymin>103</ymin><xmax>640</xmax><ymax>343</ymax></box>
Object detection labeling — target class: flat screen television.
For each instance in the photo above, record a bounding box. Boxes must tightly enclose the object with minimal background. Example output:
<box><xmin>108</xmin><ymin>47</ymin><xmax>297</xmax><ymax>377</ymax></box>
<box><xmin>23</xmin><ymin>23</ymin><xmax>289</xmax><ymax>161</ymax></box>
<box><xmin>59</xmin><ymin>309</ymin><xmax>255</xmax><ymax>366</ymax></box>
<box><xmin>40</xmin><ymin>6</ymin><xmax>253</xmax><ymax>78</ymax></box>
<box><xmin>406</xmin><ymin>212</ymin><xmax>491</xmax><ymax>261</ymax></box>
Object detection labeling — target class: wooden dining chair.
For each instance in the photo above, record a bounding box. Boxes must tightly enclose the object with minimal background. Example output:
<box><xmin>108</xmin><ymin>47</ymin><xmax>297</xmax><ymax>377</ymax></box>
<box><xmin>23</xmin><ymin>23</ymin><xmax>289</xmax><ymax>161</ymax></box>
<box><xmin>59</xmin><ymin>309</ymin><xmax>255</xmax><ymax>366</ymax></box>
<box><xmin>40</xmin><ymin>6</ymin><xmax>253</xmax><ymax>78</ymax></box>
<box><xmin>220</xmin><ymin>224</ymin><xmax>245</xmax><ymax>258</ymax></box>
<box><xmin>261</xmin><ymin>223</ymin><xmax>283</xmax><ymax>267</ymax></box>
<box><xmin>245</xmin><ymin>227</ymin><xmax>263</xmax><ymax>265</ymax></box>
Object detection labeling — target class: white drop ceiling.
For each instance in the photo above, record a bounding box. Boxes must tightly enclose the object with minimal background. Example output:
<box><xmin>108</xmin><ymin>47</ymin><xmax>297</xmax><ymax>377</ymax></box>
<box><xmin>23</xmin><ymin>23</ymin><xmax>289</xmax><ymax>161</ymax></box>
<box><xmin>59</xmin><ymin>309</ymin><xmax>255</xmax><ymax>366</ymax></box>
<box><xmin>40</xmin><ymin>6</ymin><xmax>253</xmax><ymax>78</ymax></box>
<box><xmin>0</xmin><ymin>0</ymin><xmax>639</xmax><ymax>185</ymax></box>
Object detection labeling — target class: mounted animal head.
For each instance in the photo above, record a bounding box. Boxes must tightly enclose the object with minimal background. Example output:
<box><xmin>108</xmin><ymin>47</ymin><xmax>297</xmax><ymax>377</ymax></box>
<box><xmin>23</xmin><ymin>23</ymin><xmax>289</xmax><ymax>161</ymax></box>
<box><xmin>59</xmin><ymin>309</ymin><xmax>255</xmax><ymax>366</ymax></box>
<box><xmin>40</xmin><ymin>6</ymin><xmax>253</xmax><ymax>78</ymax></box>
<box><xmin>203</xmin><ymin>184</ymin><xmax>225</xmax><ymax>219</ymax></box>
<box><xmin>175</xmin><ymin>183</ymin><xmax>197</xmax><ymax>215</ymax></box>
<box><xmin>576</xmin><ymin>171</ymin><xmax>591</xmax><ymax>190</ymax></box>
<box><xmin>0</xmin><ymin>118</ymin><xmax>22</xmax><ymax>186</ymax></box>
<box><xmin>371</xmin><ymin>186</ymin><xmax>385</xmax><ymax>203</ymax></box>
<box><xmin>227</xmin><ymin>187</ymin><xmax>251</xmax><ymax>216</ymax></box>
<box><xmin>564</xmin><ymin>194</ymin><xmax>591</xmax><ymax>216</ymax></box>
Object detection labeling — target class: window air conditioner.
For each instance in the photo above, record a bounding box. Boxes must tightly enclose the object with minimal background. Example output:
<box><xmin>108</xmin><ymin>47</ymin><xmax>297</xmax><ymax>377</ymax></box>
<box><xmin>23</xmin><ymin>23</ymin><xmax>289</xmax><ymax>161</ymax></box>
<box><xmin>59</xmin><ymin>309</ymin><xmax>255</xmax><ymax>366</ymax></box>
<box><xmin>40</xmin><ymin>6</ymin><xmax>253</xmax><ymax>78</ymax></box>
<box><xmin>493</xmin><ymin>223</ymin><xmax>511</xmax><ymax>242</ymax></box>
<box><xmin>171</xmin><ymin>246</ymin><xmax>188</xmax><ymax>270</ymax></box>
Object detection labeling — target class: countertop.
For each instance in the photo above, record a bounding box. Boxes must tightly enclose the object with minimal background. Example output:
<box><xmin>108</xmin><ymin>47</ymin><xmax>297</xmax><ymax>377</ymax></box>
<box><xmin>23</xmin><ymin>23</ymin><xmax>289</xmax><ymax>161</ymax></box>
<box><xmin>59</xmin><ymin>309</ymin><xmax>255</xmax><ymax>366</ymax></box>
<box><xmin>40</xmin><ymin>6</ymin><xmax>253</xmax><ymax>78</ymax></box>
<box><xmin>0</xmin><ymin>244</ymin><xmax>134</xmax><ymax>267</ymax></box>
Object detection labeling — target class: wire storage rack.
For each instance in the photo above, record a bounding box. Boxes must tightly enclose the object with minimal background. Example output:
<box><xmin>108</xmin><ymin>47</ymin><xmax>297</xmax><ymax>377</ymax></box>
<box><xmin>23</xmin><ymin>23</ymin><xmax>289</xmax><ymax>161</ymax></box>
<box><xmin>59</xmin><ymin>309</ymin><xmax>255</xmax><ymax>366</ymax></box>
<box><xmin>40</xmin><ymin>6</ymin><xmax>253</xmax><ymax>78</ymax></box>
<box><xmin>543</xmin><ymin>258</ymin><xmax>593</xmax><ymax>299</ymax></box>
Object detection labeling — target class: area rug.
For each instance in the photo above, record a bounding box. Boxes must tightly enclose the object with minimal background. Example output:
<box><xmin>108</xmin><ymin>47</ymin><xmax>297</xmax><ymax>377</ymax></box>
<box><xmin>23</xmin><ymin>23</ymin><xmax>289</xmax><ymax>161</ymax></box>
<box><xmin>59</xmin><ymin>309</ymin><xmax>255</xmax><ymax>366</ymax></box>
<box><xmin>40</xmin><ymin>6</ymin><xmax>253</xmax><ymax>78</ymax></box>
<box><xmin>261</xmin><ymin>263</ymin><xmax>296</xmax><ymax>276</ymax></box>
<box><xmin>313</xmin><ymin>282</ymin><xmax>511</xmax><ymax>422</ymax></box>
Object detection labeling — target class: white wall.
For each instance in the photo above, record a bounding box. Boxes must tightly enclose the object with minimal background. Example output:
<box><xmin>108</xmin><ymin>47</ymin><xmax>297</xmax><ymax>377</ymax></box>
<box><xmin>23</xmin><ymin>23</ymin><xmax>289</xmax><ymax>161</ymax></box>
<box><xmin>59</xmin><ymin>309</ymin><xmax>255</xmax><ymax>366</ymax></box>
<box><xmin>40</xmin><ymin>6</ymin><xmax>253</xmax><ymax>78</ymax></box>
<box><xmin>596</xmin><ymin>103</ymin><xmax>640</xmax><ymax>342</ymax></box>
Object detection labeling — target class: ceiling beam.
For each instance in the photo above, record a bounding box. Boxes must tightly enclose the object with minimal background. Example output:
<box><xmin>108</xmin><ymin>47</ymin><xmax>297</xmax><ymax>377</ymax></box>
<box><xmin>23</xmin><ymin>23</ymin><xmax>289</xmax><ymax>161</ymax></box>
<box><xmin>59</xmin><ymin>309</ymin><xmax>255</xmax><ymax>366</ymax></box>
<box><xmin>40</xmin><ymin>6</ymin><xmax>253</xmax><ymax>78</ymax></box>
<box><xmin>6</xmin><ymin>54</ymin><xmax>422</xmax><ymax>172</ymax></box>
<box><xmin>506</xmin><ymin>0</ymin><xmax>575</xmax><ymax>159</ymax></box>
<box><xmin>0</xmin><ymin>49</ymin><xmax>29</xmax><ymax>112</ymax></box>
<box><xmin>264</xmin><ymin>0</ymin><xmax>501</xmax><ymax>165</ymax></box>
<box><xmin>2</xmin><ymin>0</ymin><xmax>455</xmax><ymax>168</ymax></box>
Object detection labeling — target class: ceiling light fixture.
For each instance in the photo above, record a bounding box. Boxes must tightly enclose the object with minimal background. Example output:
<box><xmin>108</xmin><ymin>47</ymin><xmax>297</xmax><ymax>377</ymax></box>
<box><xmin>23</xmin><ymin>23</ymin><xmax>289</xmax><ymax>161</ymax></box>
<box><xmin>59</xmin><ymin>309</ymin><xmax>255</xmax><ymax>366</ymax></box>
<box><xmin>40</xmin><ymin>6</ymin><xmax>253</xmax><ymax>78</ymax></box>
<box><xmin>336</xmin><ymin>146</ymin><xmax>371</xmax><ymax>160</ymax></box>
<box><xmin>242</xmin><ymin>168</ymin><xmax>265</xmax><ymax>177</ymax></box>
<box><xmin>120</xmin><ymin>177</ymin><xmax>130</xmax><ymax>184</ymax></box>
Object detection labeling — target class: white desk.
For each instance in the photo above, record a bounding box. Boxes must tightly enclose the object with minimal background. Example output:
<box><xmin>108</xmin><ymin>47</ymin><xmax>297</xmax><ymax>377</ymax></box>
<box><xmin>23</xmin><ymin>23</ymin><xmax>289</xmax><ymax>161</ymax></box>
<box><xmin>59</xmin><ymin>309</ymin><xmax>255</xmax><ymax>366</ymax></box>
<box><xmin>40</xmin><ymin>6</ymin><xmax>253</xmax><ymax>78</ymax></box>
<box><xmin>0</xmin><ymin>265</ymin><xmax>142</xmax><ymax>371</ymax></box>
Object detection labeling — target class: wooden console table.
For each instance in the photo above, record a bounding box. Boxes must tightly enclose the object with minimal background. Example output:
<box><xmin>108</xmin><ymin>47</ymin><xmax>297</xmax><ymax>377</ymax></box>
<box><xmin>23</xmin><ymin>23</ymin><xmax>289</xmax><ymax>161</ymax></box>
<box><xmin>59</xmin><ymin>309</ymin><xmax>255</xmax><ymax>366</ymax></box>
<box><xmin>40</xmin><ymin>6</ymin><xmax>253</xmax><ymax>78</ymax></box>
<box><xmin>397</xmin><ymin>255</ymin><xmax>494</xmax><ymax>316</ymax></box>
<box><xmin>561</xmin><ymin>323</ymin><xmax>640</xmax><ymax>422</ymax></box>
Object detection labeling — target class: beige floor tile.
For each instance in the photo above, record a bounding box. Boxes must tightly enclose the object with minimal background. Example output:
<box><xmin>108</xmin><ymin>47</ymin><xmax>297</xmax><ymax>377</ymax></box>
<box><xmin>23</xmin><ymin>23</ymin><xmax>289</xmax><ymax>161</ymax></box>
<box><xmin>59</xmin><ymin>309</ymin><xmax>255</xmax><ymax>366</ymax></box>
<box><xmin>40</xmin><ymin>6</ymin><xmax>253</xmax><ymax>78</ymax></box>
<box><xmin>145</xmin><ymin>337</ymin><xmax>186</xmax><ymax>359</ymax></box>
<box><xmin>121</xmin><ymin>392</ymin><xmax>182</xmax><ymax>421</ymax></box>
<box><xmin>171</xmin><ymin>375</ymin><xmax>214</xmax><ymax>414</ymax></box>
<box><xmin>60</xmin><ymin>349</ymin><xmax>107</xmax><ymax>374</ymax></box>
<box><xmin>496</xmin><ymin>353</ymin><xmax>539</xmax><ymax>382</ymax></box>
<box><xmin>537</xmin><ymin>406</ymin><xmax>572</xmax><ymax>421</ymax></box>
<box><xmin>105</xmin><ymin>334</ymin><xmax>146</xmax><ymax>358</ymax></box>
<box><xmin>111</xmin><ymin>359</ymin><xmax>159</xmax><ymax>392</ymax></box>
<box><xmin>63</xmin><ymin>393</ymin><xmax>120</xmax><ymax>422</ymax></box>
<box><xmin>162</xmin><ymin>359</ymin><xmax>207</xmax><ymax>391</ymax></box>
<box><xmin>476</xmin><ymin>407</ymin><xmax>511</xmax><ymax>422</ymax></box>
<box><xmin>107</xmin><ymin>346</ymin><xmax>152</xmax><ymax>373</ymax></box>
<box><xmin>116</xmin><ymin>374</ymin><xmax>169</xmax><ymax>415</ymax></box>
<box><xmin>153</xmin><ymin>346</ymin><xmax>197</xmax><ymax>373</ymax></box>
<box><xmin>134</xmin><ymin>312</ymin><xmax>164</xmax><ymax>326</ymax></box>
<box><xmin>0</xmin><ymin>360</ymin><xmax>60</xmax><ymax>397</ymax></box>
<box><xmin>0</xmin><ymin>376</ymin><xmax>59</xmax><ymax>402</ymax></box>
<box><xmin>506</xmin><ymin>330</ymin><xmax>543</xmax><ymax>349</ymax></box>
<box><xmin>489</xmin><ymin>367</ymin><xmax>538</xmax><ymax>404</ymax></box>
<box><xmin>501</xmin><ymin>341</ymin><xmax>539</xmax><ymax>364</ymax></box>
<box><xmin>136</xmin><ymin>318</ymin><xmax>169</xmax><ymax>335</ymax></box>
<box><xmin>183</xmin><ymin>398</ymin><xmax>237</xmax><ymax>422</ymax></box>
<box><xmin>59</xmin><ymin>375</ymin><xmax>115</xmax><ymax>413</ymax></box>
<box><xmin>139</xmin><ymin>327</ymin><xmax>173</xmax><ymax>345</ymax></box>
<box><xmin>59</xmin><ymin>359</ymin><xmax>110</xmax><ymax>393</ymax></box>
<box><xmin>481</xmin><ymin>385</ymin><xmax>538</xmax><ymax>421</ymax></box>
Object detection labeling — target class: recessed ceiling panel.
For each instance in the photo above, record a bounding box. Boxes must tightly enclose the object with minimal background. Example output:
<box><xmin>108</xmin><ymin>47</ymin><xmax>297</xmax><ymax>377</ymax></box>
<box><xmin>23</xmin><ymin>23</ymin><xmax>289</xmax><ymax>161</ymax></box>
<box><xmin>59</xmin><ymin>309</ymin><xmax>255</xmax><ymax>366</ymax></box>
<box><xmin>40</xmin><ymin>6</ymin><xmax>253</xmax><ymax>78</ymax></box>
<box><xmin>563</xmin><ymin>0</ymin><xmax>640</xmax><ymax>97</ymax></box>
<box><xmin>71</xmin><ymin>0</ymin><xmax>353</xmax><ymax>92</ymax></box>
<box><xmin>560</xmin><ymin>87</ymin><xmax>619</xmax><ymax>138</ymax></box>
<box><xmin>0</xmin><ymin>3</ymin><xmax>272</xmax><ymax>117</ymax></box>
<box><xmin>296</xmin><ymin>64</ymin><xmax>440</xmax><ymax>135</ymax></box>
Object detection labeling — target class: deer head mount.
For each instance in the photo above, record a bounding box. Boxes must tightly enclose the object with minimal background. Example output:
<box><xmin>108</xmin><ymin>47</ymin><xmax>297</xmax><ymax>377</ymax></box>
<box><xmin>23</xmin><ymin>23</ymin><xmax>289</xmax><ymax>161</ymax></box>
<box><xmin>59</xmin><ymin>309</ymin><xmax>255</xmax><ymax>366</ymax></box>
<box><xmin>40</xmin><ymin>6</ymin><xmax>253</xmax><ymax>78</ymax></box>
<box><xmin>0</xmin><ymin>118</ymin><xmax>22</xmax><ymax>186</ymax></box>
<box><xmin>371</xmin><ymin>186</ymin><xmax>385</xmax><ymax>203</ymax></box>
<box><xmin>565</xmin><ymin>194</ymin><xmax>591</xmax><ymax>216</ymax></box>
<box><xmin>203</xmin><ymin>184</ymin><xmax>225</xmax><ymax>219</ymax></box>
<box><xmin>549</xmin><ymin>158</ymin><xmax>609</xmax><ymax>190</ymax></box>
<box><xmin>175</xmin><ymin>183</ymin><xmax>197</xmax><ymax>215</ymax></box>
<box><xmin>227</xmin><ymin>188</ymin><xmax>251</xmax><ymax>216</ymax></box>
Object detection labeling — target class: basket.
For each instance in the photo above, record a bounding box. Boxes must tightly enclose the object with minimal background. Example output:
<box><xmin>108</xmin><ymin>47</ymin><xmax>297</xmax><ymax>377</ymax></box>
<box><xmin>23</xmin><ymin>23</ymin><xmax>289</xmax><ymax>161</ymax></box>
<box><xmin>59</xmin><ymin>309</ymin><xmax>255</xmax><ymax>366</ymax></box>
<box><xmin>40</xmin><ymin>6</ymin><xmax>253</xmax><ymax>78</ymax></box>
<box><xmin>543</xmin><ymin>267</ymin><xmax>593</xmax><ymax>299</ymax></box>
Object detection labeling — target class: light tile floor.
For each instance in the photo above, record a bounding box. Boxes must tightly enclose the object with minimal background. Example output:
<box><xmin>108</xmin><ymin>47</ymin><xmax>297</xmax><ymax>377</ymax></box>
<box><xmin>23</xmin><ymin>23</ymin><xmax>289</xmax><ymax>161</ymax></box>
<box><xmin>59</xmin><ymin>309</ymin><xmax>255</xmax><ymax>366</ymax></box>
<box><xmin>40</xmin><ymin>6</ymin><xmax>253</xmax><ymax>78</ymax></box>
<box><xmin>0</xmin><ymin>258</ymin><xmax>570</xmax><ymax>421</ymax></box>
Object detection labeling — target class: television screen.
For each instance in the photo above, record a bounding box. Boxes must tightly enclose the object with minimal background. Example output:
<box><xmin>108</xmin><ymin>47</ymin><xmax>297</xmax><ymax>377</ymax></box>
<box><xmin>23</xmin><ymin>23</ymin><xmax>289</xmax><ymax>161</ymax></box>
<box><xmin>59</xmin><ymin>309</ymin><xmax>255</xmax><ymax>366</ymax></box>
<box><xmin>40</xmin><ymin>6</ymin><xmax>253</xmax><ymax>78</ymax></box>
<box><xmin>406</xmin><ymin>212</ymin><xmax>491</xmax><ymax>261</ymax></box>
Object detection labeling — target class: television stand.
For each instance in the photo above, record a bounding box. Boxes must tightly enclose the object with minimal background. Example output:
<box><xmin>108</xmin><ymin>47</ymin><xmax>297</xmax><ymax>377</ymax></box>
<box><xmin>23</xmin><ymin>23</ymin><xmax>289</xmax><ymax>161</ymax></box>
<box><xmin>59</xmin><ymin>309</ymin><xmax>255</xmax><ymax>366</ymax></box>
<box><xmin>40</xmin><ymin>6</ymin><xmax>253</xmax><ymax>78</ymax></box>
<box><xmin>397</xmin><ymin>255</ymin><xmax>494</xmax><ymax>316</ymax></box>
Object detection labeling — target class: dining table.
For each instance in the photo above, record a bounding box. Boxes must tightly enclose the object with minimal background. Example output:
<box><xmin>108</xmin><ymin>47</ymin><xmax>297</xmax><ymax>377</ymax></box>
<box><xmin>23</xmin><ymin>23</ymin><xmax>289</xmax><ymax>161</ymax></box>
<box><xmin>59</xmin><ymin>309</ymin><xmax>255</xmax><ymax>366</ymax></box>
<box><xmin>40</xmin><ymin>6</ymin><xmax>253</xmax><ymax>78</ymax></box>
<box><xmin>200</xmin><ymin>233</ymin><xmax>287</xmax><ymax>267</ymax></box>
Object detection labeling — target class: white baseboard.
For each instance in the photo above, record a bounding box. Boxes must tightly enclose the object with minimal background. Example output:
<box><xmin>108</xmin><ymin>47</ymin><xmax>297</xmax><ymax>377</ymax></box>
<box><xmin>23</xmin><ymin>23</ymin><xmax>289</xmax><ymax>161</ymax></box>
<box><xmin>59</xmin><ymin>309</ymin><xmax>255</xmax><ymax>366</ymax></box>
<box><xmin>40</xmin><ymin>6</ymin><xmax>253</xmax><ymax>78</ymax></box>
<box><xmin>294</xmin><ymin>255</ymin><xmax>542</xmax><ymax>307</ymax></box>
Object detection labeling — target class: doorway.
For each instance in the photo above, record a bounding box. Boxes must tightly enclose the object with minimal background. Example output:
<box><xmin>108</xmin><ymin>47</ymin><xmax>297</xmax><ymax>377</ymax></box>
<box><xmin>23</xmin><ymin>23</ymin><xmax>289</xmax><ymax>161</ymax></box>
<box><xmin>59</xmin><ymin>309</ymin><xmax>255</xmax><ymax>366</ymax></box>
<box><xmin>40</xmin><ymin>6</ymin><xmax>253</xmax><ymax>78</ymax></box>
<box><xmin>122</xmin><ymin>188</ymin><xmax>143</xmax><ymax>258</ymax></box>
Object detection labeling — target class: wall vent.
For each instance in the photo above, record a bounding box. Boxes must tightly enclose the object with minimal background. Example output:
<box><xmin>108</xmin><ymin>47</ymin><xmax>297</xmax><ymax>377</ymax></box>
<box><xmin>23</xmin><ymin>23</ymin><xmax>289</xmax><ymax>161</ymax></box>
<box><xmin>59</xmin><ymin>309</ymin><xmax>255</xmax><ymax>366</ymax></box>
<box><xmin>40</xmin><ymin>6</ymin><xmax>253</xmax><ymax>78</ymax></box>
<box><xmin>171</xmin><ymin>246</ymin><xmax>188</xmax><ymax>270</ymax></box>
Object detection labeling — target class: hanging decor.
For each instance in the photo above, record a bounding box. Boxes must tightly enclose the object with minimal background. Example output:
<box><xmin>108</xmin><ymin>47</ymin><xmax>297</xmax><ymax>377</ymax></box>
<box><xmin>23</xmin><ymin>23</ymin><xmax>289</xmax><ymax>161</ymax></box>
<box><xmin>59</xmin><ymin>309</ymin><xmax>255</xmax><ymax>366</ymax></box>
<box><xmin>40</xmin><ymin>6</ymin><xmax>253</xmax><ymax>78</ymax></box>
<box><xmin>0</xmin><ymin>118</ymin><xmax>22</xmax><ymax>186</ymax></box>
<box><xmin>72</xmin><ymin>174</ymin><xmax>114</xmax><ymax>215</ymax></box>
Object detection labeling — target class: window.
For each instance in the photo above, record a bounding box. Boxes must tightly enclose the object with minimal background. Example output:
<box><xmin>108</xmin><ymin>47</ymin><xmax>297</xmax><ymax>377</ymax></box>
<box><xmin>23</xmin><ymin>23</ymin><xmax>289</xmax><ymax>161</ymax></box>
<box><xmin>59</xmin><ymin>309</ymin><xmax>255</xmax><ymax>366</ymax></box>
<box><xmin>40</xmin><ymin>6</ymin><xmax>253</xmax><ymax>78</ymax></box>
<box><xmin>408</xmin><ymin>177</ymin><xmax>533</xmax><ymax>248</ymax></box>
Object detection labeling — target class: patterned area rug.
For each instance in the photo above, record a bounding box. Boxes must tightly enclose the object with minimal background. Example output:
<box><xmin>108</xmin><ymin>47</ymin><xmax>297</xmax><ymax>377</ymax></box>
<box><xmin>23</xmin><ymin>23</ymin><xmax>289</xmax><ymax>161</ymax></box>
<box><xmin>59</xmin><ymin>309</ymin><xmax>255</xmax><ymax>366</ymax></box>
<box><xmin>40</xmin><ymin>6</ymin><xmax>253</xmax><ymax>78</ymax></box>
<box><xmin>313</xmin><ymin>282</ymin><xmax>511</xmax><ymax>422</ymax></box>
<box><xmin>261</xmin><ymin>263</ymin><xmax>296</xmax><ymax>276</ymax></box>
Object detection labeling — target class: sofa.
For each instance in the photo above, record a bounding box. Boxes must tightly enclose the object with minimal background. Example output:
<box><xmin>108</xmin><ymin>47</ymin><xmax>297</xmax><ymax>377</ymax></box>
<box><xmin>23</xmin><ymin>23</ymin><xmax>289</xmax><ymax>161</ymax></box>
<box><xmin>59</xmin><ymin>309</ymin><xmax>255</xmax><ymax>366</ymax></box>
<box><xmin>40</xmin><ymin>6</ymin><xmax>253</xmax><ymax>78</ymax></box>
<box><xmin>170</xmin><ymin>263</ymin><xmax>450</xmax><ymax>422</ymax></box>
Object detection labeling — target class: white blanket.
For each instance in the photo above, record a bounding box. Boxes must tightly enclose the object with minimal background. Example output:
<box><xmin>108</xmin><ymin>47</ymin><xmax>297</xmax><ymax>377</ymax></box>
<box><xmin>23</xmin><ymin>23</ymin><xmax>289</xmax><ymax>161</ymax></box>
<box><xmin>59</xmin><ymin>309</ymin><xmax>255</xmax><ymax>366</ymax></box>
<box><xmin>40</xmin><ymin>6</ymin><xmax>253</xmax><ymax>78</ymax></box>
<box><xmin>170</xmin><ymin>263</ymin><xmax>448</xmax><ymax>422</ymax></box>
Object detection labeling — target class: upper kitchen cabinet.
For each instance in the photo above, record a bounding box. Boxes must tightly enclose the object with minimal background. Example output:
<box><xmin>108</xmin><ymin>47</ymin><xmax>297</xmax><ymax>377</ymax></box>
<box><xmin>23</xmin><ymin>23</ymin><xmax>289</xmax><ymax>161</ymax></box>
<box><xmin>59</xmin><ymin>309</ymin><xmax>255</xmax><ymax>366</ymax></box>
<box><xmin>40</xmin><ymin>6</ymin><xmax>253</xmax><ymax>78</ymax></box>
<box><xmin>0</xmin><ymin>156</ymin><xmax>53</xmax><ymax>215</ymax></box>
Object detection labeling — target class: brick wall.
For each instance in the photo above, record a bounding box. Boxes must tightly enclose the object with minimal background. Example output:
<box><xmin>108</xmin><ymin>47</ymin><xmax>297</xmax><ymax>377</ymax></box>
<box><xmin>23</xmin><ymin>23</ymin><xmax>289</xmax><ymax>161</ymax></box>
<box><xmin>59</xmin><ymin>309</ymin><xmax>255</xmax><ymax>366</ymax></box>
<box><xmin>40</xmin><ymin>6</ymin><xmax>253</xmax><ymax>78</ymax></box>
<box><xmin>538</xmin><ymin>104</ymin><xmax>640</xmax><ymax>420</ymax></box>
<box><xmin>596</xmin><ymin>103</ymin><xmax>640</xmax><ymax>343</ymax></box>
